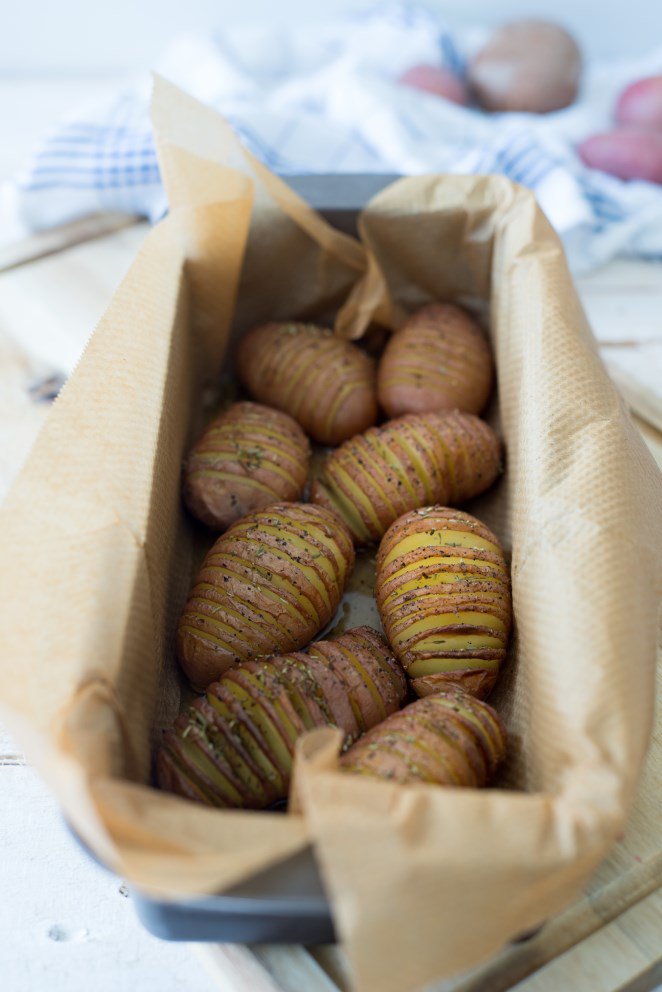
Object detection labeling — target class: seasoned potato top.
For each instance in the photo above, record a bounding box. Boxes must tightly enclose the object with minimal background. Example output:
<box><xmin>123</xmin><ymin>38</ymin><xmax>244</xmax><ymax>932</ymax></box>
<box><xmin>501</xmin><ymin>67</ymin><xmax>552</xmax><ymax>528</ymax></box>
<box><xmin>376</xmin><ymin>506</ymin><xmax>511</xmax><ymax>699</ymax></box>
<box><xmin>177</xmin><ymin>502</ymin><xmax>355</xmax><ymax>689</ymax></box>
<box><xmin>341</xmin><ymin>690</ymin><xmax>507</xmax><ymax>788</ymax></box>
<box><xmin>378</xmin><ymin>303</ymin><xmax>493</xmax><ymax>418</ymax></box>
<box><xmin>158</xmin><ymin>626</ymin><xmax>407</xmax><ymax>809</ymax></box>
<box><xmin>311</xmin><ymin>410</ymin><xmax>502</xmax><ymax>545</ymax></box>
<box><xmin>183</xmin><ymin>401</ymin><xmax>310</xmax><ymax>530</ymax></box>
<box><xmin>236</xmin><ymin>322</ymin><xmax>378</xmax><ymax>445</ymax></box>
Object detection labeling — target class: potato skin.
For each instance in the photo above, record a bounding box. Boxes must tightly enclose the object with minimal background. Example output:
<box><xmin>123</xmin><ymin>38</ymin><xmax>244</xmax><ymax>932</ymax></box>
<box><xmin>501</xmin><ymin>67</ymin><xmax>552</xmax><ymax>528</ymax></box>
<box><xmin>157</xmin><ymin>626</ymin><xmax>407</xmax><ymax>809</ymax></box>
<box><xmin>177</xmin><ymin>502</ymin><xmax>355</xmax><ymax>689</ymax></box>
<box><xmin>469</xmin><ymin>20</ymin><xmax>581</xmax><ymax>114</ymax></box>
<box><xmin>236</xmin><ymin>322</ymin><xmax>378</xmax><ymax>446</ymax></box>
<box><xmin>311</xmin><ymin>410</ymin><xmax>502</xmax><ymax>545</ymax></box>
<box><xmin>578</xmin><ymin>130</ymin><xmax>662</xmax><ymax>184</ymax></box>
<box><xmin>183</xmin><ymin>401</ymin><xmax>310</xmax><ymax>530</ymax></box>
<box><xmin>340</xmin><ymin>690</ymin><xmax>507</xmax><ymax>788</ymax></box>
<box><xmin>616</xmin><ymin>76</ymin><xmax>662</xmax><ymax>130</ymax></box>
<box><xmin>378</xmin><ymin>303</ymin><xmax>493</xmax><ymax>418</ymax></box>
<box><xmin>376</xmin><ymin>506</ymin><xmax>511</xmax><ymax>698</ymax></box>
<box><xmin>398</xmin><ymin>65</ymin><xmax>467</xmax><ymax>105</ymax></box>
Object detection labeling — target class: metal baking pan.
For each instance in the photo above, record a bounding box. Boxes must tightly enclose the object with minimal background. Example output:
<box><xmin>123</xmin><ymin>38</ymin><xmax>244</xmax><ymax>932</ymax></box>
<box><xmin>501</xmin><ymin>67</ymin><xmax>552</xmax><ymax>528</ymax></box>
<box><xmin>71</xmin><ymin>174</ymin><xmax>540</xmax><ymax>947</ymax></box>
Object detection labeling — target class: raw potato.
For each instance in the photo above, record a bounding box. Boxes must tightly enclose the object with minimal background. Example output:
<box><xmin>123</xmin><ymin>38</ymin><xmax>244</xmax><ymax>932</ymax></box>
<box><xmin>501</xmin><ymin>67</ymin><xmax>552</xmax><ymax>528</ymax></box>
<box><xmin>183</xmin><ymin>401</ymin><xmax>310</xmax><ymax>530</ymax></box>
<box><xmin>616</xmin><ymin>76</ymin><xmax>662</xmax><ymax>130</ymax></box>
<box><xmin>158</xmin><ymin>627</ymin><xmax>407</xmax><ymax>808</ymax></box>
<box><xmin>177</xmin><ymin>502</ymin><xmax>355</xmax><ymax>689</ymax></box>
<box><xmin>311</xmin><ymin>410</ymin><xmax>502</xmax><ymax>545</ymax></box>
<box><xmin>378</xmin><ymin>303</ymin><xmax>493</xmax><ymax>417</ymax></box>
<box><xmin>469</xmin><ymin>20</ymin><xmax>582</xmax><ymax>114</ymax></box>
<box><xmin>398</xmin><ymin>65</ymin><xmax>467</xmax><ymax>105</ymax></box>
<box><xmin>376</xmin><ymin>506</ymin><xmax>511</xmax><ymax>698</ymax></box>
<box><xmin>578</xmin><ymin>130</ymin><xmax>662</xmax><ymax>184</ymax></box>
<box><xmin>236</xmin><ymin>322</ymin><xmax>378</xmax><ymax>446</ymax></box>
<box><xmin>341</xmin><ymin>690</ymin><xmax>507</xmax><ymax>788</ymax></box>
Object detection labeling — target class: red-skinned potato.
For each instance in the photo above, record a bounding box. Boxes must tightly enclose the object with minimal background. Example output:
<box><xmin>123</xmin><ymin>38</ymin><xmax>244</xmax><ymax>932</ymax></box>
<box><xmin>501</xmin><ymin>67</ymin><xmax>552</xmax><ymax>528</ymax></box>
<box><xmin>376</xmin><ymin>506</ymin><xmax>512</xmax><ymax>698</ymax></box>
<box><xmin>616</xmin><ymin>76</ymin><xmax>662</xmax><ymax>131</ymax></box>
<box><xmin>469</xmin><ymin>20</ymin><xmax>582</xmax><ymax>114</ymax></box>
<box><xmin>177</xmin><ymin>502</ymin><xmax>355</xmax><ymax>689</ymax></box>
<box><xmin>578</xmin><ymin>129</ymin><xmax>662</xmax><ymax>184</ymax></box>
<box><xmin>157</xmin><ymin>627</ymin><xmax>407</xmax><ymax>809</ymax></box>
<box><xmin>183</xmin><ymin>402</ymin><xmax>310</xmax><ymax>530</ymax></box>
<box><xmin>311</xmin><ymin>410</ymin><xmax>502</xmax><ymax>545</ymax></box>
<box><xmin>397</xmin><ymin>65</ymin><xmax>467</xmax><ymax>105</ymax></box>
<box><xmin>378</xmin><ymin>303</ymin><xmax>493</xmax><ymax>418</ymax></box>
<box><xmin>236</xmin><ymin>322</ymin><xmax>378</xmax><ymax>446</ymax></box>
<box><xmin>341</xmin><ymin>690</ymin><xmax>507</xmax><ymax>788</ymax></box>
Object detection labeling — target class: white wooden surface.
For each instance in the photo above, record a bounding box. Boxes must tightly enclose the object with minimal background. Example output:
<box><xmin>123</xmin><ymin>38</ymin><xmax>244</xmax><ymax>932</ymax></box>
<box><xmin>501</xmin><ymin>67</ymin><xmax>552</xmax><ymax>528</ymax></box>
<box><xmin>1</xmin><ymin>78</ymin><xmax>661</xmax><ymax>992</ymax></box>
<box><xmin>0</xmin><ymin>764</ymin><xmax>217</xmax><ymax>992</ymax></box>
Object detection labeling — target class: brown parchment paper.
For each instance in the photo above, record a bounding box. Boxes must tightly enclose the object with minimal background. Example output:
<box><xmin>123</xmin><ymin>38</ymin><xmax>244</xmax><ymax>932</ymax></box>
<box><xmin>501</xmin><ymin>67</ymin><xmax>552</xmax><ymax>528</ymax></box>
<box><xmin>0</xmin><ymin>77</ymin><xmax>661</xmax><ymax>992</ymax></box>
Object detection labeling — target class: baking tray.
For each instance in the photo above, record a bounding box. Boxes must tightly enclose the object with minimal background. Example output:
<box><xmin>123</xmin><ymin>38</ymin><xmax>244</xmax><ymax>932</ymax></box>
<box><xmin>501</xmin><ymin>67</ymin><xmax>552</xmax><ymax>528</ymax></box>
<box><xmin>70</xmin><ymin>173</ymin><xmax>540</xmax><ymax>946</ymax></box>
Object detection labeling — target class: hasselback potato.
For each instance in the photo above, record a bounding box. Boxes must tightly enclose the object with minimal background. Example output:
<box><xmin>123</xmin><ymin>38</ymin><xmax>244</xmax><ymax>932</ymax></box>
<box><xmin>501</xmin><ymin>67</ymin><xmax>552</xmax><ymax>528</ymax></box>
<box><xmin>434</xmin><ymin>409</ymin><xmax>502</xmax><ymax>504</ymax></box>
<box><xmin>158</xmin><ymin>627</ymin><xmax>407</xmax><ymax>808</ymax></box>
<box><xmin>177</xmin><ymin>503</ymin><xmax>355</xmax><ymax>689</ymax></box>
<box><xmin>340</xmin><ymin>690</ymin><xmax>507</xmax><ymax>788</ymax></box>
<box><xmin>236</xmin><ymin>322</ymin><xmax>378</xmax><ymax>445</ymax></box>
<box><xmin>376</xmin><ymin>506</ymin><xmax>511</xmax><ymax>698</ymax></box>
<box><xmin>310</xmin><ymin>410</ymin><xmax>501</xmax><ymax>545</ymax></box>
<box><xmin>377</xmin><ymin>303</ymin><xmax>494</xmax><ymax>418</ymax></box>
<box><xmin>183</xmin><ymin>402</ymin><xmax>310</xmax><ymax>530</ymax></box>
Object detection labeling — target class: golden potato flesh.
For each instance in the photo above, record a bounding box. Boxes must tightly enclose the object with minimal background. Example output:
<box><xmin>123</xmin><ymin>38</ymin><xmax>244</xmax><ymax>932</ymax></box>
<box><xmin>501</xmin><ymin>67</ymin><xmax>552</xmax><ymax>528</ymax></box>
<box><xmin>376</xmin><ymin>506</ymin><xmax>511</xmax><ymax>698</ymax></box>
<box><xmin>177</xmin><ymin>502</ymin><xmax>355</xmax><ymax>689</ymax></box>
<box><xmin>183</xmin><ymin>401</ymin><xmax>310</xmax><ymax>530</ymax></box>
<box><xmin>236</xmin><ymin>322</ymin><xmax>378</xmax><ymax>446</ymax></box>
<box><xmin>311</xmin><ymin>410</ymin><xmax>502</xmax><ymax>545</ymax></box>
<box><xmin>341</xmin><ymin>690</ymin><xmax>507</xmax><ymax>788</ymax></box>
<box><xmin>377</xmin><ymin>303</ymin><xmax>494</xmax><ymax>418</ymax></box>
<box><xmin>157</xmin><ymin>627</ymin><xmax>407</xmax><ymax>809</ymax></box>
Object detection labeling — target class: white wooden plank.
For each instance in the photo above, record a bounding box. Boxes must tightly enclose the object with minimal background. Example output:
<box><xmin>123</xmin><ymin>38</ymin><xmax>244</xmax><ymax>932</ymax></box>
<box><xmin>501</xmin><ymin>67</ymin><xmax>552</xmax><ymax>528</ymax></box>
<box><xmin>577</xmin><ymin>258</ymin><xmax>662</xmax><ymax>348</ymax></box>
<box><xmin>0</xmin><ymin>765</ymin><xmax>219</xmax><ymax>992</ymax></box>
<box><xmin>195</xmin><ymin>945</ymin><xmax>289</xmax><ymax>992</ymax></box>
<box><xmin>576</xmin><ymin>257</ymin><xmax>662</xmax><ymax>295</ymax></box>
<box><xmin>507</xmin><ymin>892</ymin><xmax>662</xmax><ymax>992</ymax></box>
<box><xmin>0</xmin><ymin>221</ymin><xmax>148</xmax><ymax>376</ymax></box>
<box><xmin>0</xmin><ymin>214</ymin><xmax>139</xmax><ymax>274</ymax></box>
<box><xmin>252</xmin><ymin>945</ymin><xmax>341</xmax><ymax>992</ymax></box>
<box><xmin>196</xmin><ymin>944</ymin><xmax>340</xmax><ymax>992</ymax></box>
<box><xmin>601</xmin><ymin>345</ymin><xmax>662</xmax><ymax>433</ymax></box>
<box><xmin>0</xmin><ymin>326</ymin><xmax>54</xmax><ymax>502</ymax></box>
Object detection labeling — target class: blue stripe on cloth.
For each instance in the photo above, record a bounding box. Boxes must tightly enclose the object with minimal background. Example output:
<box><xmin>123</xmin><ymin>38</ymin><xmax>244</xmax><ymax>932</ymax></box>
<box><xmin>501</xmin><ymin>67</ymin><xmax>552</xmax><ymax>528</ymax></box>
<box><xmin>438</xmin><ymin>30</ymin><xmax>465</xmax><ymax>76</ymax></box>
<box><xmin>34</xmin><ymin>146</ymin><xmax>156</xmax><ymax>159</ymax></box>
<box><xmin>17</xmin><ymin>180</ymin><xmax>159</xmax><ymax>191</ymax></box>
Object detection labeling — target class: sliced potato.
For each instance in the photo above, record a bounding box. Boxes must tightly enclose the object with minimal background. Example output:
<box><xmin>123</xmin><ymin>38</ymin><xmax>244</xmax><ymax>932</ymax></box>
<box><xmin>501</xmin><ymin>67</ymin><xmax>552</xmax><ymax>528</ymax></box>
<box><xmin>183</xmin><ymin>401</ymin><xmax>310</xmax><ymax>530</ymax></box>
<box><xmin>236</xmin><ymin>322</ymin><xmax>378</xmax><ymax>446</ymax></box>
<box><xmin>377</xmin><ymin>303</ymin><xmax>493</xmax><ymax>418</ymax></box>
<box><xmin>311</xmin><ymin>411</ymin><xmax>502</xmax><ymax>545</ymax></box>
<box><xmin>157</xmin><ymin>626</ymin><xmax>407</xmax><ymax>808</ymax></box>
<box><xmin>177</xmin><ymin>502</ymin><xmax>355</xmax><ymax>689</ymax></box>
<box><xmin>376</xmin><ymin>506</ymin><xmax>511</xmax><ymax>698</ymax></box>
<box><xmin>341</xmin><ymin>690</ymin><xmax>507</xmax><ymax>788</ymax></box>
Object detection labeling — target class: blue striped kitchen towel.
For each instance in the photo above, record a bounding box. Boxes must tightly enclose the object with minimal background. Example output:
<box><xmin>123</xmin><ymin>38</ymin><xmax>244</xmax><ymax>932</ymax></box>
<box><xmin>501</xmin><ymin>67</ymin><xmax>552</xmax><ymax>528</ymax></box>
<box><xmin>9</xmin><ymin>1</ymin><xmax>662</xmax><ymax>272</ymax></box>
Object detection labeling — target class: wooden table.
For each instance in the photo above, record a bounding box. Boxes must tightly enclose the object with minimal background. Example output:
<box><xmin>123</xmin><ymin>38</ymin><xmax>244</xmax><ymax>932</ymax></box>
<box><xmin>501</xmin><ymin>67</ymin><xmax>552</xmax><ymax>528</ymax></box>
<box><xmin>0</xmin><ymin>218</ymin><xmax>660</xmax><ymax>992</ymax></box>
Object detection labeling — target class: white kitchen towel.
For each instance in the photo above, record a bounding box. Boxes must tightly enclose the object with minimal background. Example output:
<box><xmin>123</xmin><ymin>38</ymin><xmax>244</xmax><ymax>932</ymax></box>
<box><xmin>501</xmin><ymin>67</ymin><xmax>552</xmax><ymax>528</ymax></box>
<box><xmin>10</xmin><ymin>2</ymin><xmax>662</xmax><ymax>272</ymax></box>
